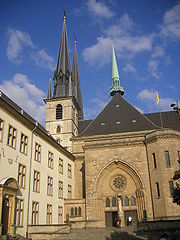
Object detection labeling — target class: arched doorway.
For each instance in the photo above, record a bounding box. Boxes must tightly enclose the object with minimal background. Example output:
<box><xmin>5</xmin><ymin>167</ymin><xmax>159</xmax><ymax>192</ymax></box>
<box><xmin>2</xmin><ymin>198</ymin><xmax>9</xmax><ymax>235</ymax></box>
<box><xmin>93</xmin><ymin>160</ymin><xmax>145</xmax><ymax>227</ymax></box>
<box><xmin>0</xmin><ymin>177</ymin><xmax>19</xmax><ymax>235</ymax></box>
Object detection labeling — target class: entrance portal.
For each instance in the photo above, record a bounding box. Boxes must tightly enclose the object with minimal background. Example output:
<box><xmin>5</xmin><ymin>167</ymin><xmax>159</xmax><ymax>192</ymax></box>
<box><xmin>105</xmin><ymin>211</ymin><xmax>118</xmax><ymax>227</ymax></box>
<box><xmin>124</xmin><ymin>210</ymin><xmax>137</xmax><ymax>227</ymax></box>
<box><xmin>2</xmin><ymin>198</ymin><xmax>9</xmax><ymax>235</ymax></box>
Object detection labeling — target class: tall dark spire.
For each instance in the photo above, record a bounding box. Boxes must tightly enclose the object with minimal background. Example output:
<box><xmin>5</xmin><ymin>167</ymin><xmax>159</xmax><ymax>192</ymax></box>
<box><xmin>47</xmin><ymin>77</ymin><xmax>52</xmax><ymax>99</ymax></box>
<box><xmin>53</xmin><ymin>11</ymin><xmax>71</xmax><ymax>98</ymax></box>
<box><xmin>72</xmin><ymin>34</ymin><xmax>84</xmax><ymax>120</ymax></box>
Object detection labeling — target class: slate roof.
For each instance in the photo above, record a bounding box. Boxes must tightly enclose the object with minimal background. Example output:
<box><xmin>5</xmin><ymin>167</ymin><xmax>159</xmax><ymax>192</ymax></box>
<box><xmin>144</xmin><ymin>111</ymin><xmax>180</xmax><ymax>131</ymax></box>
<box><xmin>79</xmin><ymin>93</ymin><xmax>160</xmax><ymax>136</ymax></box>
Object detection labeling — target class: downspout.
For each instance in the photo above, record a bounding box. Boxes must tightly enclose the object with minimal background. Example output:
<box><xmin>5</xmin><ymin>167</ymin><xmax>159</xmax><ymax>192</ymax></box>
<box><xmin>26</xmin><ymin>122</ymin><xmax>38</xmax><ymax>239</ymax></box>
<box><xmin>144</xmin><ymin>135</ymin><xmax>155</xmax><ymax>220</ymax></box>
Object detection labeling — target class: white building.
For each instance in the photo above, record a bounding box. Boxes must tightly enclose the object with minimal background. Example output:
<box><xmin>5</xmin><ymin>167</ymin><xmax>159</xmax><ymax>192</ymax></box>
<box><xmin>0</xmin><ymin>91</ymin><xmax>75</xmax><ymax>237</ymax></box>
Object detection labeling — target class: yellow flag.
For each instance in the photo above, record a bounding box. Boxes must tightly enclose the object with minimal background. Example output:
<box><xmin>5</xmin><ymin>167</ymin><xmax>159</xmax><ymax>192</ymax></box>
<box><xmin>156</xmin><ymin>90</ymin><xmax>160</xmax><ymax>104</ymax></box>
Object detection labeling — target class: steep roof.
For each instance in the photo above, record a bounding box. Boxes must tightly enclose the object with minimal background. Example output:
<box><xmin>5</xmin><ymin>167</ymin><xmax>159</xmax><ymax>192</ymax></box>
<box><xmin>144</xmin><ymin>111</ymin><xmax>180</xmax><ymax>131</ymax></box>
<box><xmin>80</xmin><ymin>93</ymin><xmax>159</xmax><ymax>136</ymax></box>
<box><xmin>53</xmin><ymin>13</ymin><xmax>71</xmax><ymax>98</ymax></box>
<box><xmin>72</xmin><ymin>37</ymin><xmax>84</xmax><ymax>120</ymax></box>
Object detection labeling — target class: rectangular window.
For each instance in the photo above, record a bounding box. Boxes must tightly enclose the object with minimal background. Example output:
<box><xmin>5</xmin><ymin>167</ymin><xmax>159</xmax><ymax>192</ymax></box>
<box><xmin>58</xmin><ymin>206</ymin><xmax>63</xmax><ymax>224</ymax></box>
<box><xmin>7</xmin><ymin>125</ymin><xmax>17</xmax><ymax>148</ymax></box>
<box><xmin>156</xmin><ymin>182</ymin><xmax>160</xmax><ymax>197</ymax></box>
<box><xmin>165</xmin><ymin>151</ymin><xmax>171</xmax><ymax>167</ymax></box>
<box><xmin>68</xmin><ymin>184</ymin><xmax>72</xmax><ymax>199</ymax></box>
<box><xmin>0</xmin><ymin>118</ymin><xmax>4</xmax><ymax>142</ymax></box>
<box><xmin>47</xmin><ymin>204</ymin><xmax>52</xmax><ymax>224</ymax></box>
<box><xmin>20</xmin><ymin>133</ymin><xmax>28</xmax><ymax>155</ymax></box>
<box><xmin>35</xmin><ymin>143</ymin><xmax>41</xmax><ymax>162</ymax></box>
<box><xmin>178</xmin><ymin>151</ymin><xmax>180</xmax><ymax>164</ymax></box>
<box><xmin>33</xmin><ymin>170</ymin><xmax>40</xmax><ymax>192</ymax></box>
<box><xmin>68</xmin><ymin>163</ymin><xmax>72</xmax><ymax>178</ymax></box>
<box><xmin>58</xmin><ymin>180</ymin><xmax>63</xmax><ymax>199</ymax></box>
<box><xmin>59</xmin><ymin>158</ymin><xmax>63</xmax><ymax>174</ymax></box>
<box><xmin>48</xmin><ymin>151</ymin><xmax>54</xmax><ymax>169</ymax></box>
<box><xmin>18</xmin><ymin>164</ymin><xmax>26</xmax><ymax>188</ymax></box>
<box><xmin>169</xmin><ymin>181</ymin><xmax>174</xmax><ymax>196</ymax></box>
<box><xmin>47</xmin><ymin>176</ymin><xmax>53</xmax><ymax>196</ymax></box>
<box><xmin>152</xmin><ymin>153</ymin><xmax>157</xmax><ymax>169</ymax></box>
<box><xmin>32</xmin><ymin>201</ymin><xmax>39</xmax><ymax>225</ymax></box>
<box><xmin>16</xmin><ymin>198</ymin><xmax>24</xmax><ymax>226</ymax></box>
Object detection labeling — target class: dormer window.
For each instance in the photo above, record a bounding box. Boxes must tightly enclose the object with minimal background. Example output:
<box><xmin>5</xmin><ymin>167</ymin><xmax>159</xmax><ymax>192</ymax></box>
<box><xmin>56</xmin><ymin>104</ymin><xmax>63</xmax><ymax>119</ymax></box>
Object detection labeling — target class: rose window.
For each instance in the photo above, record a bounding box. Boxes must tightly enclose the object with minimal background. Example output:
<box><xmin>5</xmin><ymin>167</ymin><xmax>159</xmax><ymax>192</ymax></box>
<box><xmin>110</xmin><ymin>175</ymin><xmax>126</xmax><ymax>191</ymax></box>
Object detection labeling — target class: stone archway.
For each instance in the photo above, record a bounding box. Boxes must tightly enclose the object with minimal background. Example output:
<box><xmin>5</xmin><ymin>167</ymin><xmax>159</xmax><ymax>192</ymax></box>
<box><xmin>92</xmin><ymin>159</ymin><xmax>145</xmax><ymax>227</ymax></box>
<box><xmin>0</xmin><ymin>178</ymin><xmax>19</xmax><ymax>236</ymax></box>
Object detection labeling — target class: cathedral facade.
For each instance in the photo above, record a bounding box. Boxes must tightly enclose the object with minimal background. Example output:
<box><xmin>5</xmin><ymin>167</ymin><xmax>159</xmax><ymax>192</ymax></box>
<box><xmin>0</xmin><ymin>13</ymin><xmax>180</xmax><ymax>238</ymax></box>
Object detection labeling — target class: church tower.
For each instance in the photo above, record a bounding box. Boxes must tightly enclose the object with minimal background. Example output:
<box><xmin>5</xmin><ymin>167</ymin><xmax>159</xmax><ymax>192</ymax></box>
<box><xmin>44</xmin><ymin>12</ymin><xmax>83</xmax><ymax>152</ymax></box>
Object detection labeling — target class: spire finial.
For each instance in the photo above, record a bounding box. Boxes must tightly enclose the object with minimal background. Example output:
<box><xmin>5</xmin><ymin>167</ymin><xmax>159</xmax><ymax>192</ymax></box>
<box><xmin>74</xmin><ymin>32</ymin><xmax>76</xmax><ymax>44</ymax></box>
<box><xmin>64</xmin><ymin>9</ymin><xmax>66</xmax><ymax>19</ymax></box>
<box><xmin>47</xmin><ymin>76</ymin><xmax>52</xmax><ymax>99</ymax></box>
<box><xmin>110</xmin><ymin>44</ymin><xmax>124</xmax><ymax>96</ymax></box>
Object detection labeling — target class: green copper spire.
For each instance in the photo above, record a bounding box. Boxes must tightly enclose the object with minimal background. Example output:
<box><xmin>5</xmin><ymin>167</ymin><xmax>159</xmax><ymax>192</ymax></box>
<box><xmin>110</xmin><ymin>45</ymin><xmax>124</xmax><ymax>96</ymax></box>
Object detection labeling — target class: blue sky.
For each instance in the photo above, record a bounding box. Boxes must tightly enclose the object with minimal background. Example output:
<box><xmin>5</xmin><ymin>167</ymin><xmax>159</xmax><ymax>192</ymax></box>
<box><xmin>0</xmin><ymin>0</ymin><xmax>180</xmax><ymax>125</ymax></box>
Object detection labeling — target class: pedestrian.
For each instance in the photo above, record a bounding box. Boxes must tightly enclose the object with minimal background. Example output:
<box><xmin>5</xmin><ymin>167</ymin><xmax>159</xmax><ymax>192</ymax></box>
<box><xmin>117</xmin><ymin>218</ymin><xmax>121</xmax><ymax>228</ymax></box>
<box><xmin>160</xmin><ymin>233</ymin><xmax>168</xmax><ymax>240</ymax></box>
<box><xmin>128</xmin><ymin>216</ymin><xmax>132</xmax><ymax>226</ymax></box>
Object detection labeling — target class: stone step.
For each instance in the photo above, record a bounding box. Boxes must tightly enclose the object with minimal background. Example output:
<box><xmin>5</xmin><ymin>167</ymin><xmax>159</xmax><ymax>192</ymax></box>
<box><xmin>55</xmin><ymin>227</ymin><xmax>146</xmax><ymax>240</ymax></box>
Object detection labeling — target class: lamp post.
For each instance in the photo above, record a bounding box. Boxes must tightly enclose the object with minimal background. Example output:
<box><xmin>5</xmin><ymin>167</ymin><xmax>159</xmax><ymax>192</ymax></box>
<box><xmin>170</xmin><ymin>102</ymin><xmax>180</xmax><ymax>114</ymax></box>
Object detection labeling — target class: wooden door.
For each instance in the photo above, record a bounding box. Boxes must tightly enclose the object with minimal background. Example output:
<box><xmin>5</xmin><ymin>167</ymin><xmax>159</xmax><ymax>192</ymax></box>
<box><xmin>2</xmin><ymin>198</ymin><xmax>9</xmax><ymax>235</ymax></box>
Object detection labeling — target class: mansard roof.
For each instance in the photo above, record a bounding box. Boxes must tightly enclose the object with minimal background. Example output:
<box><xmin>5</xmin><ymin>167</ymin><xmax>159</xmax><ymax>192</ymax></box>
<box><xmin>79</xmin><ymin>93</ymin><xmax>159</xmax><ymax>136</ymax></box>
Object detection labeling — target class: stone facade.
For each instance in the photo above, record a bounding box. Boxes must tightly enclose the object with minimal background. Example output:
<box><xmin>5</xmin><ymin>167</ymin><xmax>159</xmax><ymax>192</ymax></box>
<box><xmin>71</xmin><ymin>129</ymin><xmax>180</xmax><ymax>227</ymax></box>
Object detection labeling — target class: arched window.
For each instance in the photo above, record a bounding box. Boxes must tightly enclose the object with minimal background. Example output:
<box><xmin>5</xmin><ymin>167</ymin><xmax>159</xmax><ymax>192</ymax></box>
<box><xmin>112</xmin><ymin>197</ymin><xmax>117</xmax><ymax>207</ymax></box>
<box><xmin>75</xmin><ymin>207</ymin><xmax>77</xmax><ymax>216</ymax></box>
<box><xmin>56</xmin><ymin>104</ymin><xmax>63</xmax><ymax>119</ymax></box>
<box><xmin>57</xmin><ymin>125</ymin><xmax>61</xmax><ymax>133</ymax></box>
<box><xmin>78</xmin><ymin>207</ymin><xmax>82</xmax><ymax>216</ymax></box>
<box><xmin>106</xmin><ymin>197</ymin><xmax>110</xmax><ymax>207</ymax></box>
<box><xmin>124</xmin><ymin>196</ymin><xmax>129</xmax><ymax>206</ymax></box>
<box><xmin>71</xmin><ymin>207</ymin><xmax>73</xmax><ymax>216</ymax></box>
<box><xmin>130</xmin><ymin>196</ymin><xmax>136</xmax><ymax>206</ymax></box>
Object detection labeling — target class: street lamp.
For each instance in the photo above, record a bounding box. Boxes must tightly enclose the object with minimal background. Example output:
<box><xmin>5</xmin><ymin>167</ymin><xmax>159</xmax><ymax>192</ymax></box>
<box><xmin>170</xmin><ymin>102</ymin><xmax>180</xmax><ymax>113</ymax></box>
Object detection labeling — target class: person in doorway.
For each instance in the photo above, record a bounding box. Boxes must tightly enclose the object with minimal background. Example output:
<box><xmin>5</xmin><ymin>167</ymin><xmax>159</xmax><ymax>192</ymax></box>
<box><xmin>160</xmin><ymin>233</ymin><xmax>168</xmax><ymax>240</ymax></box>
<box><xmin>117</xmin><ymin>218</ymin><xmax>121</xmax><ymax>228</ymax></box>
<box><xmin>128</xmin><ymin>216</ymin><xmax>132</xmax><ymax>226</ymax></box>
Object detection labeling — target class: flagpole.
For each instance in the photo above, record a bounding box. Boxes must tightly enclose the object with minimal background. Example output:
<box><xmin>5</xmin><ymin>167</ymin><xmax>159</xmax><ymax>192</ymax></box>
<box><xmin>156</xmin><ymin>89</ymin><xmax>163</xmax><ymax>128</ymax></box>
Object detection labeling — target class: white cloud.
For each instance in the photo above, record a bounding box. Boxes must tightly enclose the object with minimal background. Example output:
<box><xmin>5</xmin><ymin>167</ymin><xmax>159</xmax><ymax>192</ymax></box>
<box><xmin>31</xmin><ymin>49</ymin><xmax>55</xmax><ymax>71</ymax></box>
<box><xmin>104</xmin><ymin>13</ymin><xmax>134</xmax><ymax>37</ymax></box>
<box><xmin>123</xmin><ymin>63</ymin><xmax>136</xmax><ymax>73</ymax></box>
<box><xmin>161</xmin><ymin>3</ymin><xmax>180</xmax><ymax>40</ymax></box>
<box><xmin>138</xmin><ymin>89</ymin><xmax>155</xmax><ymax>101</ymax></box>
<box><xmin>137</xmin><ymin>89</ymin><xmax>174</xmax><ymax>112</ymax></box>
<box><xmin>84</xmin><ymin>96</ymin><xmax>108</xmax><ymax>119</ymax></box>
<box><xmin>83</xmin><ymin>34</ymin><xmax>153</xmax><ymax>66</ymax></box>
<box><xmin>87</xmin><ymin>0</ymin><xmax>115</xmax><ymax>19</ymax></box>
<box><xmin>83</xmin><ymin>12</ymin><xmax>153</xmax><ymax>66</ymax></box>
<box><xmin>0</xmin><ymin>73</ymin><xmax>46</xmax><ymax>125</ymax></box>
<box><xmin>148</xmin><ymin>60</ymin><xmax>160</xmax><ymax>79</ymax></box>
<box><xmin>7</xmin><ymin>28</ymin><xmax>35</xmax><ymax>63</ymax></box>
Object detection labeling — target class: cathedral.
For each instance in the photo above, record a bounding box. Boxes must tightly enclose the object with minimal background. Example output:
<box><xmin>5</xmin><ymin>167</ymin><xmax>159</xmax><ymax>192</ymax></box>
<box><xmin>0</xmin><ymin>13</ymin><xmax>180</xmax><ymax>238</ymax></box>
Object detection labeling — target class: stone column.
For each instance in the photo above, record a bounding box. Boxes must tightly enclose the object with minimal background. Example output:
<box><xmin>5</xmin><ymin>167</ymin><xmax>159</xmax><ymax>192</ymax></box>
<box><xmin>0</xmin><ymin>189</ymin><xmax>3</xmax><ymax>235</ymax></box>
<box><xmin>9</xmin><ymin>195</ymin><xmax>16</xmax><ymax>235</ymax></box>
